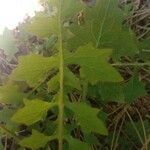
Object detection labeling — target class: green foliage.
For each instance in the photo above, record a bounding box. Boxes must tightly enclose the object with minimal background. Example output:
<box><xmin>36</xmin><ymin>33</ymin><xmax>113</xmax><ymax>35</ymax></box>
<box><xmin>12</xmin><ymin>99</ymin><xmax>55</xmax><ymax>125</ymax></box>
<box><xmin>0</xmin><ymin>83</ymin><xmax>25</xmax><ymax>105</ymax></box>
<box><xmin>65</xmin><ymin>136</ymin><xmax>90</xmax><ymax>150</ymax></box>
<box><xmin>65</xmin><ymin>44</ymin><xmax>123</xmax><ymax>84</ymax></box>
<box><xmin>25</xmin><ymin>14</ymin><xmax>58</xmax><ymax>38</ymax></box>
<box><xmin>123</xmin><ymin>75</ymin><xmax>146</xmax><ymax>103</ymax></box>
<box><xmin>67</xmin><ymin>102</ymin><xmax>108</xmax><ymax>135</ymax></box>
<box><xmin>0</xmin><ymin>0</ymin><xmax>149</xmax><ymax>149</ymax></box>
<box><xmin>88</xmin><ymin>82</ymin><xmax>125</xmax><ymax>103</ymax></box>
<box><xmin>64</xmin><ymin>68</ymin><xmax>81</xmax><ymax>91</ymax></box>
<box><xmin>0</xmin><ymin>108</ymin><xmax>17</xmax><ymax>131</ymax></box>
<box><xmin>19</xmin><ymin>130</ymin><xmax>50</xmax><ymax>149</ymax></box>
<box><xmin>67</xmin><ymin>0</ymin><xmax>138</xmax><ymax>59</ymax></box>
<box><xmin>10</xmin><ymin>54</ymin><xmax>59</xmax><ymax>87</ymax></box>
<box><xmin>0</xmin><ymin>28</ymin><xmax>18</xmax><ymax>59</ymax></box>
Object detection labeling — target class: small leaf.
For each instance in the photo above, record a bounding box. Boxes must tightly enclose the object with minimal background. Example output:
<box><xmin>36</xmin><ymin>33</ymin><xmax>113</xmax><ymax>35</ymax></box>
<box><xmin>11</xmin><ymin>99</ymin><xmax>55</xmax><ymax>125</ymax></box>
<box><xmin>19</xmin><ymin>130</ymin><xmax>50</xmax><ymax>150</ymax></box>
<box><xmin>65</xmin><ymin>43</ymin><xmax>123</xmax><ymax>84</ymax></box>
<box><xmin>67</xmin><ymin>102</ymin><xmax>108</xmax><ymax>135</ymax></box>
<box><xmin>65</xmin><ymin>136</ymin><xmax>90</xmax><ymax>150</ymax></box>
<box><xmin>64</xmin><ymin>67</ymin><xmax>81</xmax><ymax>90</ymax></box>
<box><xmin>48</xmin><ymin>67</ymin><xmax>81</xmax><ymax>92</ymax></box>
<box><xmin>47</xmin><ymin>73</ymin><xmax>60</xmax><ymax>92</ymax></box>
<box><xmin>123</xmin><ymin>75</ymin><xmax>146</xmax><ymax>103</ymax></box>
<box><xmin>10</xmin><ymin>54</ymin><xmax>59</xmax><ymax>87</ymax></box>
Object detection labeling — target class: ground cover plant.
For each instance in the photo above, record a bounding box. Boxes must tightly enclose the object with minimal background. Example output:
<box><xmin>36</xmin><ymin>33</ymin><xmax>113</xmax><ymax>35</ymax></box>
<box><xmin>0</xmin><ymin>0</ymin><xmax>150</xmax><ymax>149</ymax></box>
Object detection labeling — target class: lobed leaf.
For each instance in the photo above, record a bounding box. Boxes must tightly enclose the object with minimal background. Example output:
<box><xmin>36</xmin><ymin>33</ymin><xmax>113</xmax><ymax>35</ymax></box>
<box><xmin>67</xmin><ymin>102</ymin><xmax>108</xmax><ymax>135</ymax></box>
<box><xmin>88</xmin><ymin>82</ymin><xmax>125</xmax><ymax>103</ymax></box>
<box><xmin>67</xmin><ymin>0</ymin><xmax>139</xmax><ymax>59</ymax></box>
<box><xmin>64</xmin><ymin>67</ymin><xmax>81</xmax><ymax>91</ymax></box>
<box><xmin>65</xmin><ymin>43</ymin><xmax>123</xmax><ymax>84</ymax></box>
<box><xmin>11</xmin><ymin>99</ymin><xmax>55</xmax><ymax>125</ymax></box>
<box><xmin>10</xmin><ymin>54</ymin><xmax>59</xmax><ymax>87</ymax></box>
<box><xmin>47</xmin><ymin>73</ymin><xmax>60</xmax><ymax>92</ymax></box>
<box><xmin>19</xmin><ymin>130</ymin><xmax>50</xmax><ymax>150</ymax></box>
<box><xmin>123</xmin><ymin>75</ymin><xmax>146</xmax><ymax>103</ymax></box>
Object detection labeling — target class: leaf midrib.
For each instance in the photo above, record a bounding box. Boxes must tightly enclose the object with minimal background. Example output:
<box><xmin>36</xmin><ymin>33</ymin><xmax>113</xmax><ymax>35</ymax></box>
<box><xmin>57</xmin><ymin>1</ymin><xmax>64</xmax><ymax>150</ymax></box>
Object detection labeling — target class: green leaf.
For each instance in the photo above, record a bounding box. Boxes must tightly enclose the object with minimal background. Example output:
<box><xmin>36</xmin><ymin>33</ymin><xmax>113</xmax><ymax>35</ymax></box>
<box><xmin>25</xmin><ymin>14</ymin><xmax>58</xmax><ymax>38</ymax></box>
<box><xmin>48</xmin><ymin>67</ymin><xmax>81</xmax><ymax>92</ymax></box>
<box><xmin>44</xmin><ymin>35</ymin><xmax>58</xmax><ymax>51</ymax></box>
<box><xmin>19</xmin><ymin>130</ymin><xmax>50</xmax><ymax>150</ymax></box>
<box><xmin>64</xmin><ymin>68</ymin><xmax>81</xmax><ymax>90</ymax></box>
<box><xmin>0</xmin><ymin>108</ymin><xmax>17</xmax><ymax>131</ymax></box>
<box><xmin>67</xmin><ymin>0</ymin><xmax>138</xmax><ymax>59</ymax></box>
<box><xmin>11</xmin><ymin>99</ymin><xmax>55</xmax><ymax>125</ymax></box>
<box><xmin>32</xmin><ymin>0</ymin><xmax>82</xmax><ymax>38</ymax></box>
<box><xmin>0</xmin><ymin>83</ymin><xmax>25</xmax><ymax>105</ymax></box>
<box><xmin>123</xmin><ymin>75</ymin><xmax>146</xmax><ymax>103</ymax></box>
<box><xmin>61</xmin><ymin>0</ymin><xmax>82</xmax><ymax>19</ymax></box>
<box><xmin>84</xmin><ymin>133</ymin><xmax>99</xmax><ymax>145</ymax></box>
<box><xmin>10</xmin><ymin>54</ymin><xmax>59</xmax><ymax>87</ymax></box>
<box><xmin>88</xmin><ymin>82</ymin><xmax>125</xmax><ymax>103</ymax></box>
<box><xmin>67</xmin><ymin>102</ymin><xmax>108</xmax><ymax>135</ymax></box>
<box><xmin>65</xmin><ymin>43</ymin><xmax>123</xmax><ymax>84</ymax></box>
<box><xmin>65</xmin><ymin>136</ymin><xmax>90</xmax><ymax>150</ymax></box>
<box><xmin>47</xmin><ymin>73</ymin><xmax>60</xmax><ymax>92</ymax></box>
<box><xmin>0</xmin><ymin>28</ymin><xmax>18</xmax><ymax>59</ymax></box>
<box><xmin>139</xmin><ymin>39</ymin><xmax>150</xmax><ymax>61</ymax></box>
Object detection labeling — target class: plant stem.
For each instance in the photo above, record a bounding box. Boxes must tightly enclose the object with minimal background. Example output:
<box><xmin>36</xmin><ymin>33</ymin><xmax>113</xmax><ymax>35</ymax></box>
<box><xmin>58</xmin><ymin>1</ymin><xmax>64</xmax><ymax>150</ymax></box>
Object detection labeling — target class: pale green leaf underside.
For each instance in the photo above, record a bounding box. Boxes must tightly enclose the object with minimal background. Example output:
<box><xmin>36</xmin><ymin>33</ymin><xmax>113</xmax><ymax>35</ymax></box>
<box><xmin>10</xmin><ymin>54</ymin><xmax>59</xmax><ymax>87</ymax></box>
<box><xmin>48</xmin><ymin>73</ymin><xmax>60</xmax><ymax>92</ymax></box>
<box><xmin>64</xmin><ymin>67</ymin><xmax>81</xmax><ymax>90</ymax></box>
<box><xmin>67</xmin><ymin>102</ymin><xmax>108</xmax><ymax>135</ymax></box>
<box><xmin>11</xmin><ymin>99</ymin><xmax>54</xmax><ymax>125</ymax></box>
<box><xmin>19</xmin><ymin>130</ymin><xmax>50</xmax><ymax>150</ymax></box>
<box><xmin>48</xmin><ymin>67</ymin><xmax>81</xmax><ymax>92</ymax></box>
<box><xmin>65</xmin><ymin>43</ymin><xmax>123</xmax><ymax>84</ymax></box>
